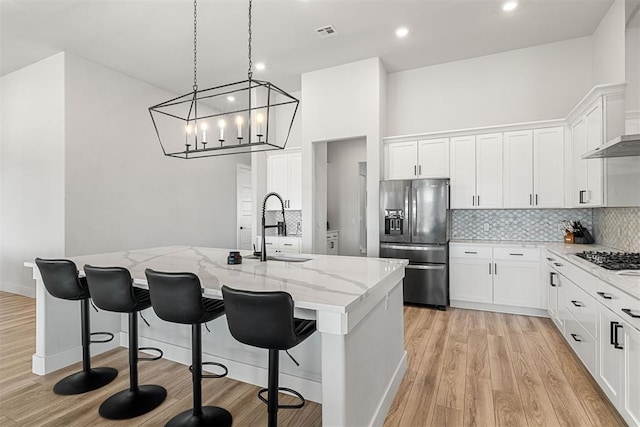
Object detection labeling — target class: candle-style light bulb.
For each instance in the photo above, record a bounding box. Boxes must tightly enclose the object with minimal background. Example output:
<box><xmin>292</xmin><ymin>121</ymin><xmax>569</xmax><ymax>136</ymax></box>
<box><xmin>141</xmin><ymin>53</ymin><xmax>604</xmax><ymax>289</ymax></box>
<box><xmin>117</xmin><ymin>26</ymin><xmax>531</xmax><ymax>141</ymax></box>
<box><xmin>256</xmin><ymin>113</ymin><xmax>265</xmax><ymax>138</ymax></box>
<box><xmin>236</xmin><ymin>116</ymin><xmax>244</xmax><ymax>140</ymax></box>
<box><xmin>218</xmin><ymin>119</ymin><xmax>226</xmax><ymax>142</ymax></box>
<box><xmin>201</xmin><ymin>122</ymin><xmax>208</xmax><ymax>143</ymax></box>
<box><xmin>185</xmin><ymin>124</ymin><xmax>193</xmax><ymax>150</ymax></box>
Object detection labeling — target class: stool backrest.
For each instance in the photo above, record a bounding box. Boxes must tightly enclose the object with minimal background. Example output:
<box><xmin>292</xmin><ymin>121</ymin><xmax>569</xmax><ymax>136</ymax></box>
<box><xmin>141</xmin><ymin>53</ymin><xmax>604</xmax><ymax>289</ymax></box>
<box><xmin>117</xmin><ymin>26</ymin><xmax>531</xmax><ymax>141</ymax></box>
<box><xmin>35</xmin><ymin>258</ymin><xmax>88</xmax><ymax>300</ymax></box>
<box><xmin>84</xmin><ymin>265</ymin><xmax>137</xmax><ymax>313</ymax></box>
<box><xmin>221</xmin><ymin>286</ymin><xmax>298</xmax><ymax>350</ymax></box>
<box><xmin>145</xmin><ymin>269</ymin><xmax>206</xmax><ymax>324</ymax></box>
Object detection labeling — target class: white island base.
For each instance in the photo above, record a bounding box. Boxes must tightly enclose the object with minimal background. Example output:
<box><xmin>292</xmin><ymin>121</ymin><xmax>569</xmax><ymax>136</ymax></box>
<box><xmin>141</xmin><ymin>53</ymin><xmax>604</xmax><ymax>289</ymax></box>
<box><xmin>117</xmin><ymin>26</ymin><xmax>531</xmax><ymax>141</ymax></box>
<box><xmin>26</xmin><ymin>247</ymin><xmax>408</xmax><ymax>426</ymax></box>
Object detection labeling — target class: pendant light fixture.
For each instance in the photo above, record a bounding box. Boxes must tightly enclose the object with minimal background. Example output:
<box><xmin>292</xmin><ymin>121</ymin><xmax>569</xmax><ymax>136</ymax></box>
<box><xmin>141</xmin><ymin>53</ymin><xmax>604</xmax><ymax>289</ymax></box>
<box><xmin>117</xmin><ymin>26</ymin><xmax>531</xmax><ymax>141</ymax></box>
<box><xmin>149</xmin><ymin>0</ymin><xmax>299</xmax><ymax>159</ymax></box>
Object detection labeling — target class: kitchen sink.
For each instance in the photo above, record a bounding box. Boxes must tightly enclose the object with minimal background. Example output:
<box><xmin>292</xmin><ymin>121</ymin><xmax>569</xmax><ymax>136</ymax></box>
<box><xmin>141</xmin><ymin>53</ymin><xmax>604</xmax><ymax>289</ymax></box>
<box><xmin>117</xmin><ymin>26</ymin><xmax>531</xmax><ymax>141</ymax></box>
<box><xmin>244</xmin><ymin>255</ymin><xmax>312</xmax><ymax>263</ymax></box>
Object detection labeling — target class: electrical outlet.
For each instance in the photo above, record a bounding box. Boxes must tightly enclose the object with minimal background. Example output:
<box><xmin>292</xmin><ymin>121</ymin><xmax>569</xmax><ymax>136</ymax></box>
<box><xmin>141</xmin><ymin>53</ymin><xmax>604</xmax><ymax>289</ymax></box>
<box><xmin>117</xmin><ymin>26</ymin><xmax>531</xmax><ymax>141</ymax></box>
<box><xmin>483</xmin><ymin>223</ymin><xmax>490</xmax><ymax>232</ymax></box>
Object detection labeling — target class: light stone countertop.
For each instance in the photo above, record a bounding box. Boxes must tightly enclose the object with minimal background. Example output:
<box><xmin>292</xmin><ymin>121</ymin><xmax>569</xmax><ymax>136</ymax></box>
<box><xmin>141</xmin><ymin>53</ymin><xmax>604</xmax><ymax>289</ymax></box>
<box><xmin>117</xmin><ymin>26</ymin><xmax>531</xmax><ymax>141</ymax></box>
<box><xmin>27</xmin><ymin>246</ymin><xmax>408</xmax><ymax>313</ymax></box>
<box><xmin>450</xmin><ymin>239</ymin><xmax>550</xmax><ymax>247</ymax></box>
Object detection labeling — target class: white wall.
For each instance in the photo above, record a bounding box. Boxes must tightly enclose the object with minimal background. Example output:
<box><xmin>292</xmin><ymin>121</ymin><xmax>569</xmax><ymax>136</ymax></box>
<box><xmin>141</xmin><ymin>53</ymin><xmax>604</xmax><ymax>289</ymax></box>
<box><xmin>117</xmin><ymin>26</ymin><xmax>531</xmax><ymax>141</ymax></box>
<box><xmin>64</xmin><ymin>54</ymin><xmax>249</xmax><ymax>256</ymax></box>
<box><xmin>592</xmin><ymin>0</ymin><xmax>626</xmax><ymax>85</ymax></box>
<box><xmin>301</xmin><ymin>58</ymin><xmax>385</xmax><ymax>256</ymax></box>
<box><xmin>627</xmin><ymin>26</ymin><xmax>640</xmax><ymax>112</ymax></box>
<box><xmin>276</xmin><ymin>90</ymin><xmax>302</xmax><ymax>149</ymax></box>
<box><xmin>387</xmin><ymin>37</ymin><xmax>593</xmax><ymax>136</ymax></box>
<box><xmin>0</xmin><ymin>53</ymin><xmax>66</xmax><ymax>296</ymax></box>
<box><xmin>327</xmin><ymin>138</ymin><xmax>366</xmax><ymax>256</ymax></box>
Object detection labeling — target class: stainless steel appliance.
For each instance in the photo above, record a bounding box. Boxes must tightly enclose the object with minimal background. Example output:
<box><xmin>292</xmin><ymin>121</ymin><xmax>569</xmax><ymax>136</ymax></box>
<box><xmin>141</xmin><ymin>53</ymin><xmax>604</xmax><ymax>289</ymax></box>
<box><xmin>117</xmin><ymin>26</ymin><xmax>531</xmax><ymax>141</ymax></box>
<box><xmin>379</xmin><ymin>179</ymin><xmax>450</xmax><ymax>308</ymax></box>
<box><xmin>576</xmin><ymin>251</ymin><xmax>640</xmax><ymax>273</ymax></box>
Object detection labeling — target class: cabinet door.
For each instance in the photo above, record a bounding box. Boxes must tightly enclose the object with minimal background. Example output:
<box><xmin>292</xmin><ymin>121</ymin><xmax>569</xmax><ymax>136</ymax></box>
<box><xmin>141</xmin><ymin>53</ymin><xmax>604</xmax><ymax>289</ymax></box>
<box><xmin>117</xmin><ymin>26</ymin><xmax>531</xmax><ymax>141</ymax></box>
<box><xmin>450</xmin><ymin>258</ymin><xmax>493</xmax><ymax>303</ymax></box>
<box><xmin>266</xmin><ymin>153</ymin><xmax>289</xmax><ymax>210</ymax></box>
<box><xmin>503</xmin><ymin>130</ymin><xmax>533</xmax><ymax>208</ymax></box>
<box><xmin>597</xmin><ymin>306</ymin><xmax>623</xmax><ymax>408</ymax></box>
<box><xmin>387</xmin><ymin>141</ymin><xmax>418</xmax><ymax>180</ymax></box>
<box><xmin>450</xmin><ymin>136</ymin><xmax>476</xmax><ymax>209</ymax></box>
<box><xmin>493</xmin><ymin>260</ymin><xmax>541</xmax><ymax>308</ymax></box>
<box><xmin>585</xmin><ymin>101</ymin><xmax>604</xmax><ymax>206</ymax></box>
<box><xmin>548</xmin><ymin>270</ymin><xmax>559</xmax><ymax>324</ymax></box>
<box><xmin>287</xmin><ymin>152</ymin><xmax>302</xmax><ymax>210</ymax></box>
<box><xmin>622</xmin><ymin>322</ymin><xmax>640</xmax><ymax>427</ymax></box>
<box><xmin>476</xmin><ymin>133</ymin><xmax>503</xmax><ymax>208</ymax></box>
<box><xmin>533</xmin><ymin>127</ymin><xmax>565</xmax><ymax>208</ymax></box>
<box><xmin>418</xmin><ymin>138</ymin><xmax>449</xmax><ymax>178</ymax></box>
<box><xmin>571</xmin><ymin>118</ymin><xmax>588</xmax><ymax>207</ymax></box>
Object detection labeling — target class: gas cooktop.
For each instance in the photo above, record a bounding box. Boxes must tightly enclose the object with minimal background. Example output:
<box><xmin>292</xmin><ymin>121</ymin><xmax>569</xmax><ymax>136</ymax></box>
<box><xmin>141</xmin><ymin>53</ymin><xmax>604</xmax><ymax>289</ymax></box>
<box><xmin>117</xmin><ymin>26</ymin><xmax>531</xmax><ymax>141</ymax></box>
<box><xmin>575</xmin><ymin>251</ymin><xmax>640</xmax><ymax>271</ymax></box>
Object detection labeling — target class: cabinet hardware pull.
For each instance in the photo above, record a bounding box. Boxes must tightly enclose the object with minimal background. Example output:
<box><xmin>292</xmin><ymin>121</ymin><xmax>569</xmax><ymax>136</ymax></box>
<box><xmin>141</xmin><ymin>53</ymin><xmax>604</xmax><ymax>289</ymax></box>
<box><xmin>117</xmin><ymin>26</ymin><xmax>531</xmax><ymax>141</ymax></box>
<box><xmin>419</xmin><ymin>165</ymin><xmax>422</xmax><ymax>175</ymax></box>
<box><xmin>472</xmin><ymin>196</ymin><xmax>475</xmax><ymax>206</ymax></box>
<box><xmin>494</xmin><ymin>263</ymin><xmax>497</xmax><ymax>275</ymax></box>
<box><xmin>477</xmin><ymin>195</ymin><xmax>480</xmax><ymax>206</ymax></box>
<box><xmin>489</xmin><ymin>263</ymin><xmax>492</xmax><ymax>275</ymax></box>
<box><xmin>414</xmin><ymin>165</ymin><xmax>417</xmax><ymax>176</ymax></box>
<box><xmin>535</xmin><ymin>194</ymin><xmax>538</xmax><ymax>205</ymax></box>
<box><xmin>612</xmin><ymin>321</ymin><xmax>624</xmax><ymax>349</ymax></box>
<box><xmin>571</xmin><ymin>300</ymin><xmax>584</xmax><ymax>307</ymax></box>
<box><xmin>529</xmin><ymin>194</ymin><xmax>533</xmax><ymax>205</ymax></box>
<box><xmin>283</xmin><ymin>243</ymin><xmax>293</xmax><ymax>246</ymax></box>
<box><xmin>509</xmin><ymin>253</ymin><xmax>524</xmax><ymax>256</ymax></box>
<box><xmin>622</xmin><ymin>308</ymin><xmax>640</xmax><ymax>318</ymax></box>
<box><xmin>596</xmin><ymin>291</ymin><xmax>613</xmax><ymax>300</ymax></box>
<box><xmin>554</xmin><ymin>262</ymin><xmax>563</xmax><ymax>267</ymax></box>
<box><xmin>464</xmin><ymin>251</ymin><xmax>477</xmax><ymax>254</ymax></box>
<box><xmin>549</xmin><ymin>272</ymin><xmax>557</xmax><ymax>287</ymax></box>
<box><xmin>570</xmin><ymin>333</ymin><xmax>582</xmax><ymax>342</ymax></box>
<box><xmin>579</xmin><ymin>190</ymin><xmax>586</xmax><ymax>204</ymax></box>
<box><xmin>610</xmin><ymin>321</ymin><xmax>616</xmax><ymax>346</ymax></box>
<box><xmin>546</xmin><ymin>257</ymin><xmax>555</xmax><ymax>261</ymax></box>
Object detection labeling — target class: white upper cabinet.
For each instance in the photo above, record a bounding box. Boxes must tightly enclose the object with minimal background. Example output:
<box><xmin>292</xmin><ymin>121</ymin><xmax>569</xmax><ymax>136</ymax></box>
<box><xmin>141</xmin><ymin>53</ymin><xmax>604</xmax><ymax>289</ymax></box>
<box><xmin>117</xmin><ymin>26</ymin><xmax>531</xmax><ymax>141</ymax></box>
<box><xmin>533</xmin><ymin>127</ymin><xmax>565</xmax><ymax>208</ymax></box>
<box><xmin>571</xmin><ymin>99</ymin><xmax>604</xmax><ymax>207</ymax></box>
<box><xmin>503</xmin><ymin>127</ymin><xmax>565</xmax><ymax>209</ymax></box>
<box><xmin>266</xmin><ymin>149</ymin><xmax>302</xmax><ymax>210</ymax></box>
<box><xmin>475</xmin><ymin>133</ymin><xmax>503</xmax><ymax>209</ymax></box>
<box><xmin>450</xmin><ymin>135</ymin><xmax>476</xmax><ymax>209</ymax></box>
<box><xmin>385</xmin><ymin>138</ymin><xmax>450</xmax><ymax>180</ymax></box>
<box><xmin>503</xmin><ymin>130</ymin><xmax>534</xmax><ymax>208</ymax></box>
<box><xmin>450</xmin><ymin>133</ymin><xmax>502</xmax><ymax>209</ymax></box>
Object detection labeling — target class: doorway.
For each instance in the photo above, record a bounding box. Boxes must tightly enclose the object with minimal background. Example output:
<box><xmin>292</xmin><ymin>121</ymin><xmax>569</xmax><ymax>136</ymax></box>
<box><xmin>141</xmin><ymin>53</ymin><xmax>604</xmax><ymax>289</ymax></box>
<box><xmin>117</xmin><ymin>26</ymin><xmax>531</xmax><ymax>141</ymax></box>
<box><xmin>236</xmin><ymin>164</ymin><xmax>253</xmax><ymax>250</ymax></box>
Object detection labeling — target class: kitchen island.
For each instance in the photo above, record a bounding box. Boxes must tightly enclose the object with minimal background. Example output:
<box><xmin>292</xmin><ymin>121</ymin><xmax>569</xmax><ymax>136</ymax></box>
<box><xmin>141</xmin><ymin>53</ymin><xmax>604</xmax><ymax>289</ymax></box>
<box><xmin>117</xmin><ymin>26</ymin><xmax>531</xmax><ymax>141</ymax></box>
<box><xmin>25</xmin><ymin>246</ymin><xmax>408</xmax><ymax>426</ymax></box>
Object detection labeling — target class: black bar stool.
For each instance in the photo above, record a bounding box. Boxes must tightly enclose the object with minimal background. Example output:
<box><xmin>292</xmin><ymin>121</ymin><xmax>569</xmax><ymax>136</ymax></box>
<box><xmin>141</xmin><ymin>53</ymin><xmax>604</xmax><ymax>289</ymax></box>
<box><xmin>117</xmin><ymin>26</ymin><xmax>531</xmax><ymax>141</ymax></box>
<box><xmin>84</xmin><ymin>265</ymin><xmax>167</xmax><ymax>419</ymax></box>
<box><xmin>145</xmin><ymin>268</ymin><xmax>232</xmax><ymax>427</ymax></box>
<box><xmin>221</xmin><ymin>286</ymin><xmax>316</xmax><ymax>427</ymax></box>
<box><xmin>34</xmin><ymin>258</ymin><xmax>118</xmax><ymax>395</ymax></box>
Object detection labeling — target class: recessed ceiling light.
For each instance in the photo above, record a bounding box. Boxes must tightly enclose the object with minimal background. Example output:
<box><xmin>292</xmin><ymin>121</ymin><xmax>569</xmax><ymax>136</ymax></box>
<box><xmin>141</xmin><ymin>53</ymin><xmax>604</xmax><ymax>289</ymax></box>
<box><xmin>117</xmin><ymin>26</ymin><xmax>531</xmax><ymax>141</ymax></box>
<box><xmin>227</xmin><ymin>96</ymin><xmax>235</xmax><ymax>102</ymax></box>
<box><xmin>502</xmin><ymin>0</ymin><xmax>518</xmax><ymax>11</ymax></box>
<box><xmin>396</xmin><ymin>27</ymin><xmax>409</xmax><ymax>38</ymax></box>
<box><xmin>255</xmin><ymin>62</ymin><xmax>266</xmax><ymax>71</ymax></box>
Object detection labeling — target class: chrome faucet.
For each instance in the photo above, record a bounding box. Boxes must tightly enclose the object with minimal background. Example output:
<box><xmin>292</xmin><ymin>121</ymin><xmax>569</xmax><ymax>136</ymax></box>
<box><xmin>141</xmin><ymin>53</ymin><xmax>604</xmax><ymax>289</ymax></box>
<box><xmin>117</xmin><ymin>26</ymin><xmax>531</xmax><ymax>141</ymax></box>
<box><xmin>261</xmin><ymin>192</ymin><xmax>287</xmax><ymax>261</ymax></box>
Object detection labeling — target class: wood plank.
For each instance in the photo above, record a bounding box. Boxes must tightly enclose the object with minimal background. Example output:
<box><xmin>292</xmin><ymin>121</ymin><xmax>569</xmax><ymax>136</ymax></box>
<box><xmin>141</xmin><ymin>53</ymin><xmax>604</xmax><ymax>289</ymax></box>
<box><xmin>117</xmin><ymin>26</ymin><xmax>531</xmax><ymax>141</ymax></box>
<box><xmin>493</xmin><ymin>390</ymin><xmax>528</xmax><ymax>427</ymax></box>
<box><xmin>466</xmin><ymin>329</ymin><xmax>490</xmax><ymax>379</ymax></box>
<box><xmin>466</xmin><ymin>309</ymin><xmax>487</xmax><ymax>331</ymax></box>
<box><xmin>449</xmin><ymin>308</ymin><xmax>470</xmax><ymax>343</ymax></box>
<box><xmin>436</xmin><ymin>341</ymin><xmax>468</xmax><ymax>410</ymax></box>
<box><xmin>487</xmin><ymin>335</ymin><xmax>518</xmax><ymax>393</ymax></box>
<box><xmin>483</xmin><ymin>311</ymin><xmax>505</xmax><ymax>337</ymax></box>
<box><xmin>511</xmin><ymin>350</ymin><xmax>560</xmax><ymax>426</ymax></box>
<box><xmin>431</xmin><ymin>405</ymin><xmax>464</xmax><ymax>427</ymax></box>
<box><xmin>464</xmin><ymin>376</ymin><xmax>495</xmax><ymax>427</ymax></box>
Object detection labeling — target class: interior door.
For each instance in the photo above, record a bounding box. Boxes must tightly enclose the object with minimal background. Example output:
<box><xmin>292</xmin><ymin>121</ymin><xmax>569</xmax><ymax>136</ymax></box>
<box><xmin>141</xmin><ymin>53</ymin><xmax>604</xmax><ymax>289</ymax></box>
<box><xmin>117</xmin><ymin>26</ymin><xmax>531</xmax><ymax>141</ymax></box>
<box><xmin>236</xmin><ymin>165</ymin><xmax>253</xmax><ymax>250</ymax></box>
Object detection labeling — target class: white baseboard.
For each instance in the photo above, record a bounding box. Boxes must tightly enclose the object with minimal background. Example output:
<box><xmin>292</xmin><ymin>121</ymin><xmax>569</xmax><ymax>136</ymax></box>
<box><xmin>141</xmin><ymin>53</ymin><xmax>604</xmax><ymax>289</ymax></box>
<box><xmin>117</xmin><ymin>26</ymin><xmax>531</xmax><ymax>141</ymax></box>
<box><xmin>450</xmin><ymin>300</ymin><xmax>549</xmax><ymax>317</ymax></box>
<box><xmin>32</xmin><ymin>340</ymin><xmax>120</xmax><ymax>375</ymax></box>
<box><xmin>1</xmin><ymin>281</ymin><xmax>35</xmax><ymax>298</ymax></box>
<box><xmin>370</xmin><ymin>350</ymin><xmax>408</xmax><ymax>427</ymax></box>
<box><xmin>121</xmin><ymin>332</ymin><xmax>323</xmax><ymax>404</ymax></box>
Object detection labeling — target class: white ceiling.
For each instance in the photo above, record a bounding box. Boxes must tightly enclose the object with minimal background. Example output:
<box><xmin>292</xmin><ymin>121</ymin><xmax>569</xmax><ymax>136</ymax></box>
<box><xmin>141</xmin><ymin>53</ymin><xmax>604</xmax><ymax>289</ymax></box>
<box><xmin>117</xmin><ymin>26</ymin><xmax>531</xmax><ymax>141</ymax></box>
<box><xmin>1</xmin><ymin>0</ymin><xmax>615</xmax><ymax>94</ymax></box>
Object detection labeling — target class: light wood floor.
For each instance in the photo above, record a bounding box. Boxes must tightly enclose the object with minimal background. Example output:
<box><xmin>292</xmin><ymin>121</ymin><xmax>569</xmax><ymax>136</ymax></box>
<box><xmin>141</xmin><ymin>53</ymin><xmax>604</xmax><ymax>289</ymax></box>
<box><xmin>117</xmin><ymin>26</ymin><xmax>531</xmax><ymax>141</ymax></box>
<box><xmin>1</xmin><ymin>291</ymin><xmax>626</xmax><ymax>426</ymax></box>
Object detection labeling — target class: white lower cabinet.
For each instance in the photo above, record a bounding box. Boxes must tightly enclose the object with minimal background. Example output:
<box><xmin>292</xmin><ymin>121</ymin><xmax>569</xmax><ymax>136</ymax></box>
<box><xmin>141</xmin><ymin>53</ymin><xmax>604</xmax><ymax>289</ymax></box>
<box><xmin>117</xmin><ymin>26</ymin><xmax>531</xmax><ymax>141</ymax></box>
<box><xmin>256</xmin><ymin>236</ymin><xmax>301</xmax><ymax>254</ymax></box>
<box><xmin>622</xmin><ymin>323</ymin><xmax>640</xmax><ymax>426</ymax></box>
<box><xmin>597</xmin><ymin>305</ymin><xmax>624</xmax><ymax>408</ymax></box>
<box><xmin>450</xmin><ymin>244</ymin><xmax>542</xmax><ymax>310</ymax></box>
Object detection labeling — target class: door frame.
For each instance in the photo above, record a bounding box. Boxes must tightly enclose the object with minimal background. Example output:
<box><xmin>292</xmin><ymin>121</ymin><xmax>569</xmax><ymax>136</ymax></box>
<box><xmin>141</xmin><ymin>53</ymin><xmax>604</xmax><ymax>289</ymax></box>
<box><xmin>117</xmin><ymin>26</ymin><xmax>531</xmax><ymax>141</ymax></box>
<box><xmin>236</xmin><ymin>164</ymin><xmax>253</xmax><ymax>250</ymax></box>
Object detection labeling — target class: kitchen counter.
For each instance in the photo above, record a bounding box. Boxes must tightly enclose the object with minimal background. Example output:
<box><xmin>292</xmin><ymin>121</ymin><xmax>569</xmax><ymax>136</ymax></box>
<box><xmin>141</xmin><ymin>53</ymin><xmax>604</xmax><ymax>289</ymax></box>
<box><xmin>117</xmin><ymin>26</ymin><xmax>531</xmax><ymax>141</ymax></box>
<box><xmin>546</xmin><ymin>243</ymin><xmax>640</xmax><ymax>301</ymax></box>
<box><xmin>25</xmin><ymin>246</ymin><xmax>408</xmax><ymax>426</ymax></box>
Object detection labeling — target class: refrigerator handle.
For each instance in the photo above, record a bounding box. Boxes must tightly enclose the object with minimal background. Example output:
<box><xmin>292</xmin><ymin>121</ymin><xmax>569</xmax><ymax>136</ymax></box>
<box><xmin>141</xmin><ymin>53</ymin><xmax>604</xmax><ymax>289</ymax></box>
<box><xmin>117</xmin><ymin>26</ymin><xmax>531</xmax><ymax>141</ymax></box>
<box><xmin>412</xmin><ymin>186</ymin><xmax>418</xmax><ymax>238</ymax></box>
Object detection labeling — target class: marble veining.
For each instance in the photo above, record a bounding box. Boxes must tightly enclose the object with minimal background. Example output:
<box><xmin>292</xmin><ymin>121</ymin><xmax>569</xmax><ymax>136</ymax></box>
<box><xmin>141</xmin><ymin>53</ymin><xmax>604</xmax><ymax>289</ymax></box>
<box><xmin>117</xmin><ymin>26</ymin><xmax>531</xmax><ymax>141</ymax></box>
<box><xmin>36</xmin><ymin>246</ymin><xmax>407</xmax><ymax>313</ymax></box>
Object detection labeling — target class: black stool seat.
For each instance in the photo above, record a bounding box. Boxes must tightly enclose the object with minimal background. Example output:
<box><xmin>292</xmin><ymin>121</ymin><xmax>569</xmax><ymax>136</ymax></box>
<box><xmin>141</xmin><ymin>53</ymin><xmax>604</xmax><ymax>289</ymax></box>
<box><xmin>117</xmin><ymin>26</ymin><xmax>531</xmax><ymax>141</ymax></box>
<box><xmin>34</xmin><ymin>258</ymin><xmax>118</xmax><ymax>395</ymax></box>
<box><xmin>145</xmin><ymin>269</ymin><xmax>232</xmax><ymax>427</ymax></box>
<box><xmin>84</xmin><ymin>265</ymin><xmax>167</xmax><ymax>420</ymax></box>
<box><xmin>221</xmin><ymin>286</ymin><xmax>316</xmax><ymax>427</ymax></box>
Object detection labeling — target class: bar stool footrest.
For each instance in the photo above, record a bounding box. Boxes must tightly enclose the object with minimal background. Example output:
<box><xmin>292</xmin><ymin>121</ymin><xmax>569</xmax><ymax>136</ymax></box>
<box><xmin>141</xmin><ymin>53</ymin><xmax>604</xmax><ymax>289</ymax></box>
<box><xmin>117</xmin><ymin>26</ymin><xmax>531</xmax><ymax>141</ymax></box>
<box><xmin>138</xmin><ymin>346</ymin><xmax>163</xmax><ymax>361</ymax></box>
<box><xmin>90</xmin><ymin>331</ymin><xmax>115</xmax><ymax>344</ymax></box>
<box><xmin>188</xmin><ymin>361</ymin><xmax>228</xmax><ymax>378</ymax></box>
<box><xmin>258</xmin><ymin>387</ymin><xmax>306</xmax><ymax>409</ymax></box>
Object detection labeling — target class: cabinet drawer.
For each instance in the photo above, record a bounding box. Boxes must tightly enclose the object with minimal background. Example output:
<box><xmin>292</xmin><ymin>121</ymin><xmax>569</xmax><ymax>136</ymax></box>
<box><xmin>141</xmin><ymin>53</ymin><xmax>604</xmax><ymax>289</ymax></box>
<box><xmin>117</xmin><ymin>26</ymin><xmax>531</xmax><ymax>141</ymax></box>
<box><xmin>596</xmin><ymin>280</ymin><xmax>640</xmax><ymax>332</ymax></box>
<box><xmin>450</xmin><ymin>245</ymin><xmax>492</xmax><ymax>259</ymax></box>
<box><xmin>549</xmin><ymin>256</ymin><xmax>597</xmax><ymax>294</ymax></box>
<box><xmin>493</xmin><ymin>247</ymin><xmax>540</xmax><ymax>261</ymax></box>
<box><xmin>326</xmin><ymin>231</ymin><xmax>339</xmax><ymax>240</ymax></box>
<box><xmin>566</xmin><ymin>279</ymin><xmax>597</xmax><ymax>338</ymax></box>
<box><xmin>278</xmin><ymin>238</ymin><xmax>301</xmax><ymax>253</ymax></box>
<box><xmin>565</xmin><ymin>311</ymin><xmax>597</xmax><ymax>376</ymax></box>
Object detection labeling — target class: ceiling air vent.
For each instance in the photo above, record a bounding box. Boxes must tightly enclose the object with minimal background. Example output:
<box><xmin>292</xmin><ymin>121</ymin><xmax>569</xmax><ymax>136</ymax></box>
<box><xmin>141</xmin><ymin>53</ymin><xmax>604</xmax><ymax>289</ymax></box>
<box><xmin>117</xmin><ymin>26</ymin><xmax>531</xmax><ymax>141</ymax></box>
<box><xmin>315</xmin><ymin>25</ymin><xmax>338</xmax><ymax>38</ymax></box>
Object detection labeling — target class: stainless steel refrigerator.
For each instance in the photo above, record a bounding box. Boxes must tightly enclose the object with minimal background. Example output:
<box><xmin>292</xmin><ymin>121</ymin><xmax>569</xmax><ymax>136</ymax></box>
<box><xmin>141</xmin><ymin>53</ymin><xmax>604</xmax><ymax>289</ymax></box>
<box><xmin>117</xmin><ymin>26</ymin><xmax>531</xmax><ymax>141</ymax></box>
<box><xmin>379</xmin><ymin>179</ymin><xmax>450</xmax><ymax>308</ymax></box>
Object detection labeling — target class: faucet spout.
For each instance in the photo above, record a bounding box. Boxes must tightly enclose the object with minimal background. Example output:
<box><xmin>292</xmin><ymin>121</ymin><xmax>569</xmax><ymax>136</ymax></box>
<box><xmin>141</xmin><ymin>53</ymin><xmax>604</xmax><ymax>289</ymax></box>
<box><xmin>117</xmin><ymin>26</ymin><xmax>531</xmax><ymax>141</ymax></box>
<box><xmin>261</xmin><ymin>192</ymin><xmax>287</xmax><ymax>262</ymax></box>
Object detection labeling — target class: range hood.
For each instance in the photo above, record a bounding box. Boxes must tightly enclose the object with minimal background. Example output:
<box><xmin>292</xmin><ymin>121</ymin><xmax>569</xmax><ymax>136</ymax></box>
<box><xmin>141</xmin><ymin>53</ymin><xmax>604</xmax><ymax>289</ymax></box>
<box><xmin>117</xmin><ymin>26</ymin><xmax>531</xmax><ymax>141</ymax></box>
<box><xmin>582</xmin><ymin>134</ymin><xmax>640</xmax><ymax>159</ymax></box>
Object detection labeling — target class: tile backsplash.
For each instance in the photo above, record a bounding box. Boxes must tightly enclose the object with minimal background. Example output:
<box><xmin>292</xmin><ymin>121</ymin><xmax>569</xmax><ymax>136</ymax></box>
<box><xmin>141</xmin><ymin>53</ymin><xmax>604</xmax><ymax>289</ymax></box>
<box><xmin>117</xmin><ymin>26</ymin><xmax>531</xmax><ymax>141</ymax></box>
<box><xmin>264</xmin><ymin>210</ymin><xmax>302</xmax><ymax>236</ymax></box>
<box><xmin>593</xmin><ymin>207</ymin><xmax>640</xmax><ymax>252</ymax></box>
<box><xmin>451</xmin><ymin>209</ymin><xmax>593</xmax><ymax>242</ymax></box>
